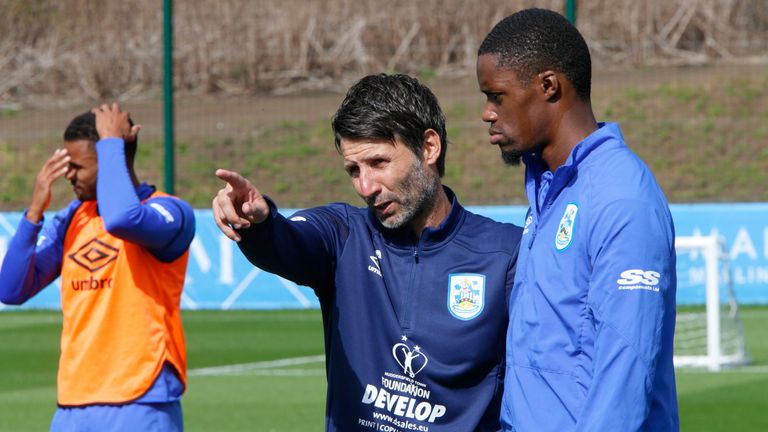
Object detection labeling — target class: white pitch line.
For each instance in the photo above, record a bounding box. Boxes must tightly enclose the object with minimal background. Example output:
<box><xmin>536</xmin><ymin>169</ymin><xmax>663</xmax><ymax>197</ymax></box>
<box><xmin>676</xmin><ymin>364</ymin><xmax>768</xmax><ymax>374</ymax></box>
<box><xmin>189</xmin><ymin>355</ymin><xmax>325</xmax><ymax>376</ymax></box>
<box><xmin>233</xmin><ymin>369</ymin><xmax>325</xmax><ymax>377</ymax></box>
<box><xmin>0</xmin><ymin>314</ymin><xmax>60</xmax><ymax>328</ymax></box>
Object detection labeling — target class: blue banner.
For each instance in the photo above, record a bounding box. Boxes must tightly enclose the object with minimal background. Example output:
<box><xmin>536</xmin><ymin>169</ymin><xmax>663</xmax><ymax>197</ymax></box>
<box><xmin>1</xmin><ymin>203</ymin><xmax>766</xmax><ymax>309</ymax></box>
<box><xmin>671</xmin><ymin>204</ymin><xmax>768</xmax><ymax>305</ymax></box>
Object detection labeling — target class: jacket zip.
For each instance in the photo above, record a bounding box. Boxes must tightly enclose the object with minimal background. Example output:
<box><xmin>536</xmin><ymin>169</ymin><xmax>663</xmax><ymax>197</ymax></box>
<box><xmin>401</xmin><ymin>246</ymin><xmax>419</xmax><ymax>331</ymax></box>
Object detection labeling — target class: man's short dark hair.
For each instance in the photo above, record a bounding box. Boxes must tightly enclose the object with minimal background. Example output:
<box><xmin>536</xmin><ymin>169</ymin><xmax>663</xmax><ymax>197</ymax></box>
<box><xmin>331</xmin><ymin>74</ymin><xmax>448</xmax><ymax>177</ymax></box>
<box><xmin>63</xmin><ymin>112</ymin><xmax>100</xmax><ymax>143</ymax></box>
<box><xmin>478</xmin><ymin>8</ymin><xmax>592</xmax><ymax>100</ymax></box>
<box><xmin>63</xmin><ymin>111</ymin><xmax>138</xmax><ymax>161</ymax></box>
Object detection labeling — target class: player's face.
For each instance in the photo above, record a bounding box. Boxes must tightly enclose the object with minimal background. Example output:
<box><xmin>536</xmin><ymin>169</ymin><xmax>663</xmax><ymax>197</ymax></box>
<box><xmin>64</xmin><ymin>139</ymin><xmax>98</xmax><ymax>201</ymax></box>
<box><xmin>341</xmin><ymin>137</ymin><xmax>438</xmax><ymax>229</ymax></box>
<box><xmin>477</xmin><ymin>53</ymin><xmax>550</xmax><ymax>165</ymax></box>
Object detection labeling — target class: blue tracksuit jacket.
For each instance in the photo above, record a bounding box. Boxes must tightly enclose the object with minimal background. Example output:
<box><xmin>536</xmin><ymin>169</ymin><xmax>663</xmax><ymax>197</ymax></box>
<box><xmin>237</xmin><ymin>187</ymin><xmax>522</xmax><ymax>431</ymax></box>
<box><xmin>501</xmin><ymin>123</ymin><xmax>679</xmax><ymax>431</ymax></box>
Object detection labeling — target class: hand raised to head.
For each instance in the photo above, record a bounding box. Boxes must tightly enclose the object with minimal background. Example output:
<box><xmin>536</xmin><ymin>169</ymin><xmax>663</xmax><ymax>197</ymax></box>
<box><xmin>26</xmin><ymin>148</ymin><xmax>71</xmax><ymax>223</ymax></box>
<box><xmin>92</xmin><ymin>103</ymin><xmax>141</xmax><ymax>143</ymax></box>
<box><xmin>212</xmin><ymin>169</ymin><xmax>270</xmax><ymax>242</ymax></box>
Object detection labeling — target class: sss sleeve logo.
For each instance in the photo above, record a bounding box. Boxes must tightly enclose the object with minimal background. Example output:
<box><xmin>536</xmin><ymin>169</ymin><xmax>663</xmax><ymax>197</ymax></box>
<box><xmin>616</xmin><ymin>269</ymin><xmax>661</xmax><ymax>292</ymax></box>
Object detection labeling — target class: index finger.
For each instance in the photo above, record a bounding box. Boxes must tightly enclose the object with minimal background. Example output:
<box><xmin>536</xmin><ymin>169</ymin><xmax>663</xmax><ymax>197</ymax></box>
<box><xmin>215</xmin><ymin>169</ymin><xmax>250</xmax><ymax>189</ymax></box>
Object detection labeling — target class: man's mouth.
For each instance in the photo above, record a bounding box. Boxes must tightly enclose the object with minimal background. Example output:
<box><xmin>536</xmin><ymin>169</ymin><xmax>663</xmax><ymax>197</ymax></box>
<box><xmin>374</xmin><ymin>201</ymin><xmax>392</xmax><ymax>213</ymax></box>
<box><xmin>489</xmin><ymin>130</ymin><xmax>504</xmax><ymax>144</ymax></box>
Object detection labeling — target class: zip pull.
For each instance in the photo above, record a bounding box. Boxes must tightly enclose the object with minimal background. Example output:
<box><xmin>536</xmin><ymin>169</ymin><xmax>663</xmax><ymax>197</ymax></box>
<box><xmin>527</xmin><ymin>220</ymin><xmax>537</xmax><ymax>250</ymax></box>
<box><xmin>413</xmin><ymin>249</ymin><xmax>419</xmax><ymax>264</ymax></box>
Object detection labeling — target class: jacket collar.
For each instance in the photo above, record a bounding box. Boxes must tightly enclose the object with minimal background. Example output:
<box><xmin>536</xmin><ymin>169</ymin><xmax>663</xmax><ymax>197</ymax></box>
<box><xmin>136</xmin><ymin>182</ymin><xmax>157</xmax><ymax>201</ymax></box>
<box><xmin>522</xmin><ymin>122</ymin><xmax>624</xmax><ymax>213</ymax></box>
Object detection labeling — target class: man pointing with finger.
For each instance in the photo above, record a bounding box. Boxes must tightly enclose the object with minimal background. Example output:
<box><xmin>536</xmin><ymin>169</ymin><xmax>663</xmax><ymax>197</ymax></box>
<box><xmin>0</xmin><ymin>104</ymin><xmax>195</xmax><ymax>431</ymax></box>
<box><xmin>213</xmin><ymin>74</ymin><xmax>522</xmax><ymax>431</ymax></box>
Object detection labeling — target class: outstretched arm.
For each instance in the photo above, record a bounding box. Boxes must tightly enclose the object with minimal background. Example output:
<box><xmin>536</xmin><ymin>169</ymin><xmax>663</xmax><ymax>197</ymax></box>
<box><xmin>212</xmin><ymin>169</ymin><xmax>343</xmax><ymax>289</ymax></box>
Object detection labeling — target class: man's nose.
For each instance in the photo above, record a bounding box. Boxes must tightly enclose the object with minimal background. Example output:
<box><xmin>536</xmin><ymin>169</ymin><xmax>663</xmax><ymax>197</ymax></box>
<box><xmin>482</xmin><ymin>104</ymin><xmax>498</xmax><ymax>123</ymax></box>
<box><xmin>357</xmin><ymin>169</ymin><xmax>381</xmax><ymax>199</ymax></box>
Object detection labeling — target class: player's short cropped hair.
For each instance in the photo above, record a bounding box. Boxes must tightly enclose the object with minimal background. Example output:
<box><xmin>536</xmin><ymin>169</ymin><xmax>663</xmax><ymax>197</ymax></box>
<box><xmin>63</xmin><ymin>111</ymin><xmax>138</xmax><ymax>160</ymax></box>
<box><xmin>478</xmin><ymin>8</ymin><xmax>592</xmax><ymax>101</ymax></box>
<box><xmin>332</xmin><ymin>73</ymin><xmax>448</xmax><ymax>177</ymax></box>
<box><xmin>63</xmin><ymin>112</ymin><xmax>100</xmax><ymax>144</ymax></box>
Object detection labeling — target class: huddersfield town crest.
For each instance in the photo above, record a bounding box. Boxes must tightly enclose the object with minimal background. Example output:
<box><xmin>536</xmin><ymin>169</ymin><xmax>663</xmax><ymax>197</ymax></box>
<box><xmin>448</xmin><ymin>274</ymin><xmax>485</xmax><ymax>320</ymax></box>
<box><xmin>555</xmin><ymin>203</ymin><xmax>578</xmax><ymax>251</ymax></box>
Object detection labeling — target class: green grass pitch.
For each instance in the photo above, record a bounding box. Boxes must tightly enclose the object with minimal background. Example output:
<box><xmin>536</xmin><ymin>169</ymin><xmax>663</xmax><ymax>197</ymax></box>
<box><xmin>0</xmin><ymin>308</ymin><xmax>766</xmax><ymax>431</ymax></box>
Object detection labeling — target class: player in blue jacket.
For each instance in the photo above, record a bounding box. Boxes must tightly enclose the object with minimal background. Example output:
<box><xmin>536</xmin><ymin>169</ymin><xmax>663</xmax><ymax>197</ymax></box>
<box><xmin>213</xmin><ymin>74</ymin><xmax>522</xmax><ymax>431</ymax></box>
<box><xmin>476</xmin><ymin>9</ymin><xmax>679</xmax><ymax>431</ymax></box>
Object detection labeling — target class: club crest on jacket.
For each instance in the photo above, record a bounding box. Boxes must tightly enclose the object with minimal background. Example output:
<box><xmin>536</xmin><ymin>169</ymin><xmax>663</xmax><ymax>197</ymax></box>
<box><xmin>447</xmin><ymin>273</ymin><xmax>485</xmax><ymax>320</ymax></box>
<box><xmin>555</xmin><ymin>203</ymin><xmax>579</xmax><ymax>251</ymax></box>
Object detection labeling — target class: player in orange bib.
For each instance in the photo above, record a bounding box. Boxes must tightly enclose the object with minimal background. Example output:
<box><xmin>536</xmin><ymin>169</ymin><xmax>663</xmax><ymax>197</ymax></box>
<box><xmin>0</xmin><ymin>104</ymin><xmax>195</xmax><ymax>431</ymax></box>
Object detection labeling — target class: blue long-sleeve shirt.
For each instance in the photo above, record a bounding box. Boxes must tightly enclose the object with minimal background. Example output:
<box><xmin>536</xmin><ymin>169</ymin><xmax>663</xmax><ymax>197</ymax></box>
<box><xmin>237</xmin><ymin>187</ymin><xmax>522</xmax><ymax>431</ymax></box>
<box><xmin>501</xmin><ymin>123</ymin><xmax>679</xmax><ymax>431</ymax></box>
<box><xmin>0</xmin><ymin>137</ymin><xmax>195</xmax><ymax>403</ymax></box>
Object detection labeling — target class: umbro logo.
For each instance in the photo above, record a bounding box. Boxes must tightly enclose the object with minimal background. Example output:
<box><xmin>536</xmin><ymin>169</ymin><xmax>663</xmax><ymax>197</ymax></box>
<box><xmin>368</xmin><ymin>250</ymin><xmax>382</xmax><ymax>277</ymax></box>
<box><xmin>68</xmin><ymin>238</ymin><xmax>119</xmax><ymax>272</ymax></box>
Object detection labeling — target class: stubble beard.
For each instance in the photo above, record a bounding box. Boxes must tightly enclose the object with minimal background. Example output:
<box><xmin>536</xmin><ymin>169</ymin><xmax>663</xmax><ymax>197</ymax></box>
<box><xmin>73</xmin><ymin>183</ymin><xmax>96</xmax><ymax>202</ymax></box>
<box><xmin>501</xmin><ymin>150</ymin><xmax>523</xmax><ymax>166</ymax></box>
<box><xmin>377</xmin><ymin>158</ymin><xmax>439</xmax><ymax>230</ymax></box>
<box><xmin>495</xmin><ymin>137</ymin><xmax>524</xmax><ymax>166</ymax></box>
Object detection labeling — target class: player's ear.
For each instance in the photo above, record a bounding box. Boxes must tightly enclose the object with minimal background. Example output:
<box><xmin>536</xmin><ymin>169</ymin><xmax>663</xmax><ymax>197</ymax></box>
<box><xmin>538</xmin><ymin>70</ymin><xmax>560</xmax><ymax>102</ymax></box>
<box><xmin>421</xmin><ymin>129</ymin><xmax>441</xmax><ymax>166</ymax></box>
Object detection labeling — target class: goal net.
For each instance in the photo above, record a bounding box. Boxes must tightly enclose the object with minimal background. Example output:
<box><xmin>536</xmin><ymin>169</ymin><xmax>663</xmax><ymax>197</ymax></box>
<box><xmin>674</xmin><ymin>235</ymin><xmax>749</xmax><ymax>371</ymax></box>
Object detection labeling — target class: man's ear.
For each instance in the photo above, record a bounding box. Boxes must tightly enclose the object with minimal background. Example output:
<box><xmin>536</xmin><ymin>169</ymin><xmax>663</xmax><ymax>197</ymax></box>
<box><xmin>422</xmin><ymin>129</ymin><xmax>442</xmax><ymax>166</ymax></box>
<box><xmin>538</xmin><ymin>70</ymin><xmax>561</xmax><ymax>102</ymax></box>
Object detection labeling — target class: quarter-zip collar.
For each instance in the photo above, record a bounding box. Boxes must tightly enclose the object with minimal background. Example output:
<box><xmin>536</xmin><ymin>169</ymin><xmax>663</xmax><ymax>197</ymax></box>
<box><xmin>522</xmin><ymin>122</ymin><xmax>624</xmax><ymax>215</ymax></box>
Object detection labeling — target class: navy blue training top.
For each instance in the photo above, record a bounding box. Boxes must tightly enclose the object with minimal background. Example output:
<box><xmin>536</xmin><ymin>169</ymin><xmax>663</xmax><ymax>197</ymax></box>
<box><xmin>238</xmin><ymin>187</ymin><xmax>522</xmax><ymax>431</ymax></box>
